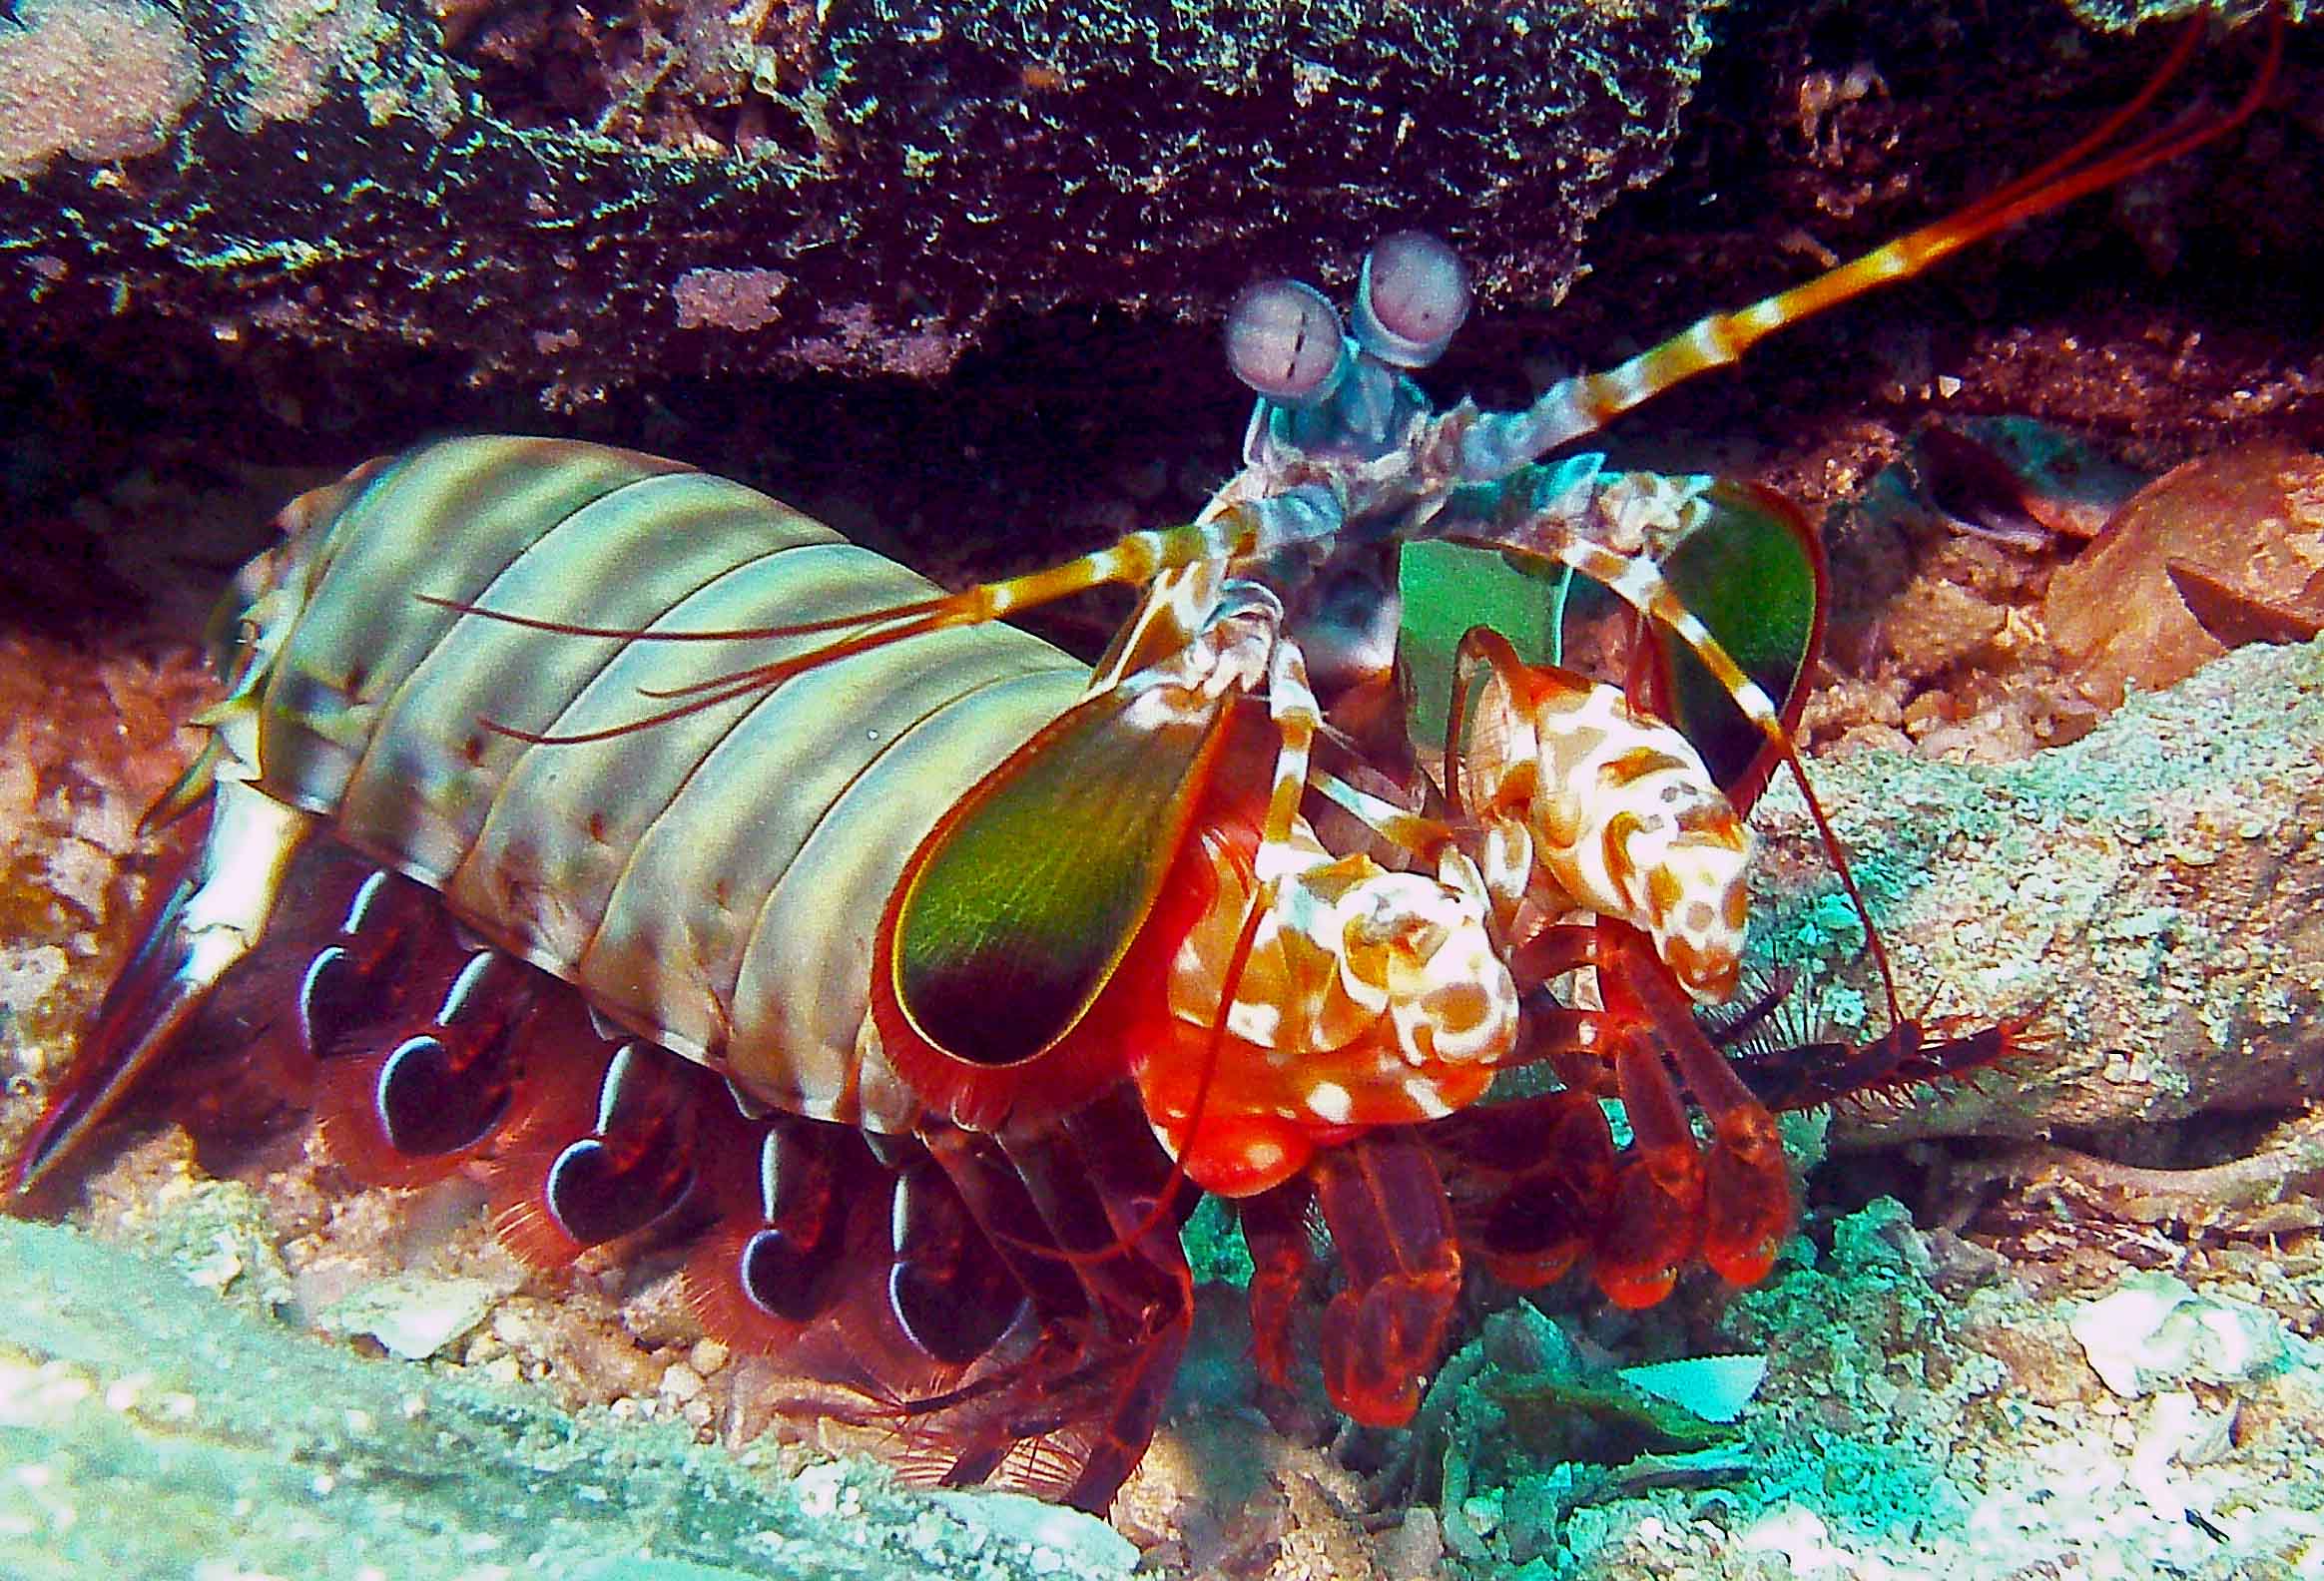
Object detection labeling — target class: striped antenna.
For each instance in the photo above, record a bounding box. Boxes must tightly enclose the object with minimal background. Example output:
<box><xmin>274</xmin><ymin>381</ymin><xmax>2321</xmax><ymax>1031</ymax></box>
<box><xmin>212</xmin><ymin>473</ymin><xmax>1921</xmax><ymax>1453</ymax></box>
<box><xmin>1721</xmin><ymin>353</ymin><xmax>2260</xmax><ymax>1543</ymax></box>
<box><xmin>1463</xmin><ymin>8</ymin><xmax>2284</xmax><ymax>475</ymax></box>
<box><xmin>427</xmin><ymin>506</ymin><xmax>1272</xmax><ymax>746</ymax></box>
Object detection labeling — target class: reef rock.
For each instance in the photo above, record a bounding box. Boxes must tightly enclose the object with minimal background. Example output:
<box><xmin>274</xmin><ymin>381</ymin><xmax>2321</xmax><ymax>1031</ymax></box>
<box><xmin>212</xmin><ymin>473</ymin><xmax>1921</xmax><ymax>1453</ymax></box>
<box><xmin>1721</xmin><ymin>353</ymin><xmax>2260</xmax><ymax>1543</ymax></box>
<box><xmin>1752</xmin><ymin>636</ymin><xmax>2324</xmax><ymax>1148</ymax></box>
<box><xmin>0</xmin><ymin>1215</ymin><xmax>1137</xmax><ymax>1579</ymax></box>
<box><xmin>0</xmin><ymin>0</ymin><xmax>1714</xmax><ymax>391</ymax></box>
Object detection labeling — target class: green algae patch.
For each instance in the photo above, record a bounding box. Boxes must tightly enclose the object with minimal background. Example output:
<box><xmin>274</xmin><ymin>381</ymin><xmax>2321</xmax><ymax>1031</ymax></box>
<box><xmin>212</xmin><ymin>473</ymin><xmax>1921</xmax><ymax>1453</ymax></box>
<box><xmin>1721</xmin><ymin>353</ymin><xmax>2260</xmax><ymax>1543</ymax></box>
<box><xmin>0</xmin><ymin>1217</ymin><xmax>1136</xmax><ymax>1581</ymax></box>
<box><xmin>1179</xmin><ymin>1190</ymin><xmax>1256</xmax><ymax>1289</ymax></box>
<box><xmin>1427</xmin><ymin>1199</ymin><xmax>2324</xmax><ymax>1577</ymax></box>
<box><xmin>1717</xmin><ymin>1199</ymin><xmax>2008</xmax><ymax>1540</ymax></box>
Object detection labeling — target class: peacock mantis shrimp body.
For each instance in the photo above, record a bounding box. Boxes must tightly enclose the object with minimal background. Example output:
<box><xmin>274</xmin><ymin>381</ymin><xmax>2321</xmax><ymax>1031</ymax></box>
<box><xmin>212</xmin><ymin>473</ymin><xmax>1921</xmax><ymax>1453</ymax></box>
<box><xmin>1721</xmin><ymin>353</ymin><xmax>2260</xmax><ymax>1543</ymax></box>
<box><xmin>3</xmin><ymin>10</ymin><xmax>2275</xmax><ymax>1512</ymax></box>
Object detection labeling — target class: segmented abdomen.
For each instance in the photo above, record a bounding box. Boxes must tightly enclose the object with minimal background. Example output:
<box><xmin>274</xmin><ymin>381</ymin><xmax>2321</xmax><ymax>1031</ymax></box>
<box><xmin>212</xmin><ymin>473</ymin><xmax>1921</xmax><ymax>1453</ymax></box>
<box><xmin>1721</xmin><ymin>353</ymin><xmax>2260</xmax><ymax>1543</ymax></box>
<box><xmin>243</xmin><ymin>436</ymin><xmax>1088</xmax><ymax>1129</ymax></box>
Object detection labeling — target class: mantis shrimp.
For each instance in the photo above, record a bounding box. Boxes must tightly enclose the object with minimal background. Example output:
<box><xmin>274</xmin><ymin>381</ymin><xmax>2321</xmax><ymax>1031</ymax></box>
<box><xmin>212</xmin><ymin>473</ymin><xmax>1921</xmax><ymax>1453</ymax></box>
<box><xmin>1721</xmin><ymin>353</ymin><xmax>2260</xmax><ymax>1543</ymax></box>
<box><xmin>3</xmin><ymin>9</ymin><xmax>2278</xmax><ymax>1512</ymax></box>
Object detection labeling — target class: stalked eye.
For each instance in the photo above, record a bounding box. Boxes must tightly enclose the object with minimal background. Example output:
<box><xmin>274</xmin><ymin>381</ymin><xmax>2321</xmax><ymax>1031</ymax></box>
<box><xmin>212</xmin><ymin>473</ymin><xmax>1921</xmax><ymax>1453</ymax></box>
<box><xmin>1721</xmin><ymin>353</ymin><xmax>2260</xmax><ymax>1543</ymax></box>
<box><xmin>1225</xmin><ymin>278</ymin><xmax>1349</xmax><ymax>406</ymax></box>
<box><xmin>1354</xmin><ymin>232</ymin><xmax>1470</xmax><ymax>367</ymax></box>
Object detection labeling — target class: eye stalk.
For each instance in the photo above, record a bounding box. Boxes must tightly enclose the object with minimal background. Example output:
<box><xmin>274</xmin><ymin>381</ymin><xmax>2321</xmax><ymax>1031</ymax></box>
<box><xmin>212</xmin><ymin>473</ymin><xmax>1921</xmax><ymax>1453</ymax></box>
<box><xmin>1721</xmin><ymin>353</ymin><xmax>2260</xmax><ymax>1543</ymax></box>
<box><xmin>1225</xmin><ymin>278</ymin><xmax>1351</xmax><ymax>407</ymax></box>
<box><xmin>1354</xmin><ymin>231</ymin><xmax>1470</xmax><ymax>368</ymax></box>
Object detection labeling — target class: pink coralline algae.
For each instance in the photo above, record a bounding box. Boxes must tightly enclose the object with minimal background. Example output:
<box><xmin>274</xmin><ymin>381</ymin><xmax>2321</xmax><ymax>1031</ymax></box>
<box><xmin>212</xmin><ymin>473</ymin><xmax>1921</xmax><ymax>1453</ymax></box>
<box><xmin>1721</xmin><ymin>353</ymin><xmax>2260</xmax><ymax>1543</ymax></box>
<box><xmin>673</xmin><ymin>267</ymin><xmax>794</xmax><ymax>332</ymax></box>
<box><xmin>0</xmin><ymin>0</ymin><xmax>202</xmax><ymax>179</ymax></box>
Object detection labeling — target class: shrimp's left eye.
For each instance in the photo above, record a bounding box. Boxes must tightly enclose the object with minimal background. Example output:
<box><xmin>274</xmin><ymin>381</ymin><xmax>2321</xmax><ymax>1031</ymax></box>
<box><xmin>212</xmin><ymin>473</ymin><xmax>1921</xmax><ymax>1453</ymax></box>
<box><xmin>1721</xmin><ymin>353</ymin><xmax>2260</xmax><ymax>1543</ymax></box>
<box><xmin>1226</xmin><ymin>278</ymin><xmax>1350</xmax><ymax>406</ymax></box>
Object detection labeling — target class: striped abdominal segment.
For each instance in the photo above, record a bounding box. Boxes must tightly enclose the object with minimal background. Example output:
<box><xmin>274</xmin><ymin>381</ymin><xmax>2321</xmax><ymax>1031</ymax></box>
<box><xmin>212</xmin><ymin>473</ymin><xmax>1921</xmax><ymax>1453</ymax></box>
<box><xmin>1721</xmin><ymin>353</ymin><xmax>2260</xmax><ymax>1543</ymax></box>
<box><xmin>240</xmin><ymin>437</ymin><xmax>1094</xmax><ymax>1129</ymax></box>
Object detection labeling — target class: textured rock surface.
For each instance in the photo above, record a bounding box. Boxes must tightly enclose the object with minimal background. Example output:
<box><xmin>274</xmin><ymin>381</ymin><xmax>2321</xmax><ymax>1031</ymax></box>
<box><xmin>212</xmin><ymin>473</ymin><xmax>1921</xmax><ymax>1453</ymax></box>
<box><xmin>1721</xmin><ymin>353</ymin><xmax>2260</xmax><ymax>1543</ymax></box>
<box><xmin>0</xmin><ymin>0</ymin><xmax>1715</xmax><ymax>389</ymax></box>
<box><xmin>1752</xmin><ymin>637</ymin><xmax>2324</xmax><ymax>1146</ymax></box>
<box><xmin>2043</xmin><ymin>441</ymin><xmax>2324</xmax><ymax>709</ymax></box>
<box><xmin>0</xmin><ymin>631</ymin><xmax>212</xmax><ymax>1112</ymax></box>
<box><xmin>1247</xmin><ymin>1198</ymin><xmax>2324</xmax><ymax>1578</ymax></box>
<box><xmin>5</xmin><ymin>1</ymin><xmax>2313</xmax><ymax>414</ymax></box>
<box><xmin>2069</xmin><ymin>0</ymin><xmax>2315</xmax><ymax>26</ymax></box>
<box><xmin>0</xmin><ymin>0</ymin><xmax>203</xmax><ymax>177</ymax></box>
<box><xmin>0</xmin><ymin>1214</ymin><xmax>1138</xmax><ymax>1580</ymax></box>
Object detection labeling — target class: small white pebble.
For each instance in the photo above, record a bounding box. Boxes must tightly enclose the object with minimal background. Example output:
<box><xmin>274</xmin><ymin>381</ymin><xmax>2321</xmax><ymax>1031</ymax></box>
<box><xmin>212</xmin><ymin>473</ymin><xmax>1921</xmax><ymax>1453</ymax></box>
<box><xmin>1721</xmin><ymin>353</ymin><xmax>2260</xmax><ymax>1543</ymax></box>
<box><xmin>794</xmin><ymin>1462</ymin><xmax>847</xmax><ymax>1518</ymax></box>
<box><xmin>689</xmin><ymin>1338</ymin><xmax>730</xmax><ymax>1376</ymax></box>
<box><xmin>660</xmin><ymin>1362</ymin><xmax>704</xmax><ymax>1402</ymax></box>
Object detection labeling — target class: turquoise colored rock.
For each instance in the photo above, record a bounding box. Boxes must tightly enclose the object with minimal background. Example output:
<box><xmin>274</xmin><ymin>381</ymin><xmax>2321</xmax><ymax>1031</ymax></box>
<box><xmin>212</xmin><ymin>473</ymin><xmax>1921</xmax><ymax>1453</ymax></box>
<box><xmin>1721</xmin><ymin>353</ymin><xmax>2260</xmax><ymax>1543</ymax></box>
<box><xmin>0</xmin><ymin>1218</ymin><xmax>1135</xmax><ymax>1581</ymax></box>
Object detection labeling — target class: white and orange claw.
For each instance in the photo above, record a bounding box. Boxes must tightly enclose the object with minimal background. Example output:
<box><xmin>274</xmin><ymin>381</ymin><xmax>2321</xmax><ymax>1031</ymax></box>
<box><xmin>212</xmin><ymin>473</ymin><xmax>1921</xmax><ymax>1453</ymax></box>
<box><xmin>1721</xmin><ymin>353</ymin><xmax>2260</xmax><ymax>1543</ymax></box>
<box><xmin>1457</xmin><ymin>634</ymin><xmax>1751</xmax><ymax>1005</ymax></box>
<box><xmin>1143</xmin><ymin>823</ymin><xmax>1517</xmax><ymax>1198</ymax></box>
<box><xmin>1326</xmin><ymin>849</ymin><xmax>1515</xmax><ymax>1072</ymax></box>
<box><xmin>1262</xmin><ymin>843</ymin><xmax>1516</xmax><ymax>1077</ymax></box>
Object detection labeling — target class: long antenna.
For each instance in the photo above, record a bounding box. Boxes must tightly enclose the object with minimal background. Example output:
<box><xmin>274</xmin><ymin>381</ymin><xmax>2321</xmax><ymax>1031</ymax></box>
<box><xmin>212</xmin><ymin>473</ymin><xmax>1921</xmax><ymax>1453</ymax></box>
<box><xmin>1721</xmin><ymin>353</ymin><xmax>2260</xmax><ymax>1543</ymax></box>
<box><xmin>1463</xmin><ymin>8</ymin><xmax>2286</xmax><ymax>472</ymax></box>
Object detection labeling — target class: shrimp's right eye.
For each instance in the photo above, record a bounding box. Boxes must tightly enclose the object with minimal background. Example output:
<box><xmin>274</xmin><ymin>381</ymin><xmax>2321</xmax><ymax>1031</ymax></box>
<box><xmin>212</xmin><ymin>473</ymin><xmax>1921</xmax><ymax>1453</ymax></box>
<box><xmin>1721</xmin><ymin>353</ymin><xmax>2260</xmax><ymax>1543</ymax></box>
<box><xmin>1354</xmin><ymin>231</ymin><xmax>1470</xmax><ymax>368</ymax></box>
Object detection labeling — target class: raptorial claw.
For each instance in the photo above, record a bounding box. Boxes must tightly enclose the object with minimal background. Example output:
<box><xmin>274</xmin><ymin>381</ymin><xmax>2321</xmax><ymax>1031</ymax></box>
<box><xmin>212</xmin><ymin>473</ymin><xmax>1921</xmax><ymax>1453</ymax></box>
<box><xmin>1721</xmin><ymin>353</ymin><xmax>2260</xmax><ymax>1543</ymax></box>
<box><xmin>1136</xmin><ymin>817</ymin><xmax>1516</xmax><ymax>1199</ymax></box>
